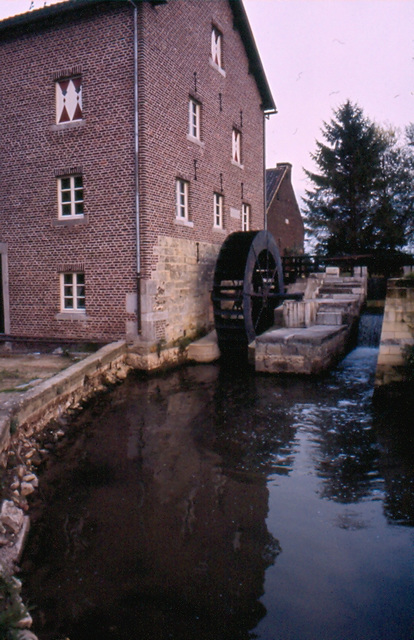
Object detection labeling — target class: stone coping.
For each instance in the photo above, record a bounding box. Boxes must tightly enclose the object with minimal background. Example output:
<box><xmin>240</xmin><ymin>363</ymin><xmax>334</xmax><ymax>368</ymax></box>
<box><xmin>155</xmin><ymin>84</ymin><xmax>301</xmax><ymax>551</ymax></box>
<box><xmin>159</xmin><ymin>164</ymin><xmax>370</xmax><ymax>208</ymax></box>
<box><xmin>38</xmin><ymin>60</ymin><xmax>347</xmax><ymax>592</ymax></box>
<box><xmin>0</xmin><ymin>341</ymin><xmax>128</xmax><ymax>459</ymax></box>
<box><xmin>256</xmin><ymin>324</ymin><xmax>348</xmax><ymax>346</ymax></box>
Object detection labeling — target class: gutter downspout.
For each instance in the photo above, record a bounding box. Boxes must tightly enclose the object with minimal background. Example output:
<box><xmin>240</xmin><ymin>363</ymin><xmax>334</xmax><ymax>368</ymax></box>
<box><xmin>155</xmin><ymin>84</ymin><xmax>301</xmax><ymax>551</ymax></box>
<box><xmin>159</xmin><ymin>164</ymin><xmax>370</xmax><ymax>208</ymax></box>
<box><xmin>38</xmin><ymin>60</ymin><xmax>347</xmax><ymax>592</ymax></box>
<box><xmin>263</xmin><ymin>111</ymin><xmax>267</xmax><ymax>230</ymax></box>
<box><xmin>133</xmin><ymin>4</ymin><xmax>142</xmax><ymax>333</ymax></box>
<box><xmin>263</xmin><ymin>108</ymin><xmax>277</xmax><ymax>231</ymax></box>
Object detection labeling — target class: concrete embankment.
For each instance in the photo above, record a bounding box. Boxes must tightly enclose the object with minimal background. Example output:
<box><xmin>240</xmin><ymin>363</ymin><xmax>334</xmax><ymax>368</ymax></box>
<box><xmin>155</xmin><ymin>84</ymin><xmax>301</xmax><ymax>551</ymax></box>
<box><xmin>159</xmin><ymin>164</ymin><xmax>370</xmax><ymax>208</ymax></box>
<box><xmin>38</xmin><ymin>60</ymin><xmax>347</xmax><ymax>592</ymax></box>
<box><xmin>0</xmin><ymin>341</ymin><xmax>129</xmax><ymax>463</ymax></box>
<box><xmin>0</xmin><ymin>341</ymin><xmax>134</xmax><ymax>637</ymax></box>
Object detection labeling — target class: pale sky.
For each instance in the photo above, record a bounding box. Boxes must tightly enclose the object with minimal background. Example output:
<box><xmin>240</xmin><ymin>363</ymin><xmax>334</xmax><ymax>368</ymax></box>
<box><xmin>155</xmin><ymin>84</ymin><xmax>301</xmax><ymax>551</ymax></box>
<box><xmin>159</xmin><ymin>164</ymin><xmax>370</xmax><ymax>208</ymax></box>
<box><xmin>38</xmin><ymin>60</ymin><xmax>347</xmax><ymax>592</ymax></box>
<box><xmin>1</xmin><ymin>0</ymin><xmax>413</xmax><ymax>206</ymax></box>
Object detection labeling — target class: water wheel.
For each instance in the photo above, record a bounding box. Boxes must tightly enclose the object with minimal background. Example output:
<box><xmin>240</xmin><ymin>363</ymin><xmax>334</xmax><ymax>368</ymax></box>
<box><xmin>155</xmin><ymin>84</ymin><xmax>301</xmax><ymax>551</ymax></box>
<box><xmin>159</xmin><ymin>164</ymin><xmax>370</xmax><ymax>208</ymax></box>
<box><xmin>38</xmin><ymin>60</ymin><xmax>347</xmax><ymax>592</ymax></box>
<box><xmin>212</xmin><ymin>230</ymin><xmax>284</xmax><ymax>355</ymax></box>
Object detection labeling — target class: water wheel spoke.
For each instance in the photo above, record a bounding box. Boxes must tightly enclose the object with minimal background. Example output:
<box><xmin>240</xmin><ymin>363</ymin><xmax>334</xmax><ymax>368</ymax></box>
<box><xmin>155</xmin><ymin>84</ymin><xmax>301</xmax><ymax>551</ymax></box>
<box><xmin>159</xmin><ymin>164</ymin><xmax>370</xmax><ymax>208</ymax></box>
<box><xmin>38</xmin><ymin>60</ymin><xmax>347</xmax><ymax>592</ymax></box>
<box><xmin>253</xmin><ymin>303</ymin><xmax>266</xmax><ymax>333</ymax></box>
<box><xmin>250</xmin><ymin>291</ymin><xmax>280</xmax><ymax>299</ymax></box>
<box><xmin>251</xmin><ymin>245</ymin><xmax>267</xmax><ymax>289</ymax></box>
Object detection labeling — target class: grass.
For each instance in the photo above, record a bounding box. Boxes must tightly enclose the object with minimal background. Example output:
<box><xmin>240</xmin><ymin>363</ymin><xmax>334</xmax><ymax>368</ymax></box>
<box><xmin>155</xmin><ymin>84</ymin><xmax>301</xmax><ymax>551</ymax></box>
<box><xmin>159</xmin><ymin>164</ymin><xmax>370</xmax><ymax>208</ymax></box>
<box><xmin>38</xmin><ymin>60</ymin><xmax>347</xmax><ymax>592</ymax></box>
<box><xmin>0</xmin><ymin>369</ymin><xmax>34</xmax><ymax>393</ymax></box>
<box><xmin>0</xmin><ymin>370</ymin><xmax>21</xmax><ymax>382</ymax></box>
<box><xmin>0</xmin><ymin>575</ymin><xmax>29</xmax><ymax>640</ymax></box>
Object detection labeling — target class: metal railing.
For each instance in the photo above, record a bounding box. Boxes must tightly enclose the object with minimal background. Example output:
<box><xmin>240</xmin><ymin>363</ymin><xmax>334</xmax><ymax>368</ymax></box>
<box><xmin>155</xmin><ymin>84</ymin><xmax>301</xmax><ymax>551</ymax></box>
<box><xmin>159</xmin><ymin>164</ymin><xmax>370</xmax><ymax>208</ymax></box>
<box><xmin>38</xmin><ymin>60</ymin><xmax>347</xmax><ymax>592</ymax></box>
<box><xmin>282</xmin><ymin>253</ymin><xmax>414</xmax><ymax>285</ymax></box>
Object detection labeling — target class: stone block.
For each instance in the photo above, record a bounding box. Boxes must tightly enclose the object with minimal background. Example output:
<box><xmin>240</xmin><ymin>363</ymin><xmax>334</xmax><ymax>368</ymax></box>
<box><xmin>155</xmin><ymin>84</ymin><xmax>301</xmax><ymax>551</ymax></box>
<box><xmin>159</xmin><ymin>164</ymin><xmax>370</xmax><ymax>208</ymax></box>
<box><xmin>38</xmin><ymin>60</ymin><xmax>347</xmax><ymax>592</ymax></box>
<box><xmin>1</xmin><ymin>500</ymin><xmax>24</xmax><ymax>534</ymax></box>
<box><xmin>187</xmin><ymin>331</ymin><xmax>220</xmax><ymax>363</ymax></box>
<box><xmin>125</xmin><ymin>292</ymin><xmax>137</xmax><ymax>314</ymax></box>
<box><xmin>325</xmin><ymin>266</ymin><xmax>340</xmax><ymax>276</ymax></box>
<box><xmin>316</xmin><ymin>311</ymin><xmax>342</xmax><ymax>325</ymax></box>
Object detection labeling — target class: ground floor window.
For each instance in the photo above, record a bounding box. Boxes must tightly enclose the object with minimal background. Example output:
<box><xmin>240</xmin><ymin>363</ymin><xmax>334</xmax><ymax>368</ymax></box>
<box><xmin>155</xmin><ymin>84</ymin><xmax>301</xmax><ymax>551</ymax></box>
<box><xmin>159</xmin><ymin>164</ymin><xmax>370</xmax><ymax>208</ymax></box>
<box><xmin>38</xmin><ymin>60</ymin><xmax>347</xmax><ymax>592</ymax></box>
<box><xmin>175</xmin><ymin>179</ymin><xmax>190</xmax><ymax>221</ymax></box>
<box><xmin>60</xmin><ymin>272</ymin><xmax>85</xmax><ymax>311</ymax></box>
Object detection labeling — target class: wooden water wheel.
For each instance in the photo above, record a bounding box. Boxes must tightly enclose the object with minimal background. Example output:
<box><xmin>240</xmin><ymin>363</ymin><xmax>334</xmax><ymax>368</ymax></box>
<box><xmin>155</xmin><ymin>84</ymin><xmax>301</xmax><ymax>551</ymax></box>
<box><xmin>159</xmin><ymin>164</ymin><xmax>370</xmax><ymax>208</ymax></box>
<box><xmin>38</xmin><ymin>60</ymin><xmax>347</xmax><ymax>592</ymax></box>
<box><xmin>212</xmin><ymin>230</ymin><xmax>285</xmax><ymax>355</ymax></box>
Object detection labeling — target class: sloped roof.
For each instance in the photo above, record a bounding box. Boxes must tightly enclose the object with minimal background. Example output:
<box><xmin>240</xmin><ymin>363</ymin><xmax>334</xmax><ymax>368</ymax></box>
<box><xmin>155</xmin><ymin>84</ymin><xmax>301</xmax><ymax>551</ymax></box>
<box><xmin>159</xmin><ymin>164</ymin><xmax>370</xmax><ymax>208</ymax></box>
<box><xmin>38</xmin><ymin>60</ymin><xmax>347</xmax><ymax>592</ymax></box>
<box><xmin>0</xmin><ymin>0</ymin><xmax>276</xmax><ymax>112</ymax></box>
<box><xmin>0</xmin><ymin>0</ymin><xmax>146</xmax><ymax>30</ymax></box>
<box><xmin>229</xmin><ymin>1</ymin><xmax>276</xmax><ymax>112</ymax></box>
<box><xmin>266</xmin><ymin>165</ymin><xmax>289</xmax><ymax>208</ymax></box>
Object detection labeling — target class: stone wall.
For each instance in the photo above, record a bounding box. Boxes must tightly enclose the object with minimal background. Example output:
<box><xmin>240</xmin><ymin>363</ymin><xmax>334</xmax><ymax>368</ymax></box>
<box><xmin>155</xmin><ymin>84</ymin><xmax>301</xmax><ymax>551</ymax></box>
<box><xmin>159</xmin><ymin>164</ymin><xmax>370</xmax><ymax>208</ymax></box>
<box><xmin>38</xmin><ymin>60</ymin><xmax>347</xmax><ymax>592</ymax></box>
<box><xmin>375</xmin><ymin>278</ymin><xmax>414</xmax><ymax>386</ymax></box>
<box><xmin>139</xmin><ymin>236</ymin><xmax>220</xmax><ymax>344</ymax></box>
<box><xmin>266</xmin><ymin>164</ymin><xmax>304</xmax><ymax>256</ymax></box>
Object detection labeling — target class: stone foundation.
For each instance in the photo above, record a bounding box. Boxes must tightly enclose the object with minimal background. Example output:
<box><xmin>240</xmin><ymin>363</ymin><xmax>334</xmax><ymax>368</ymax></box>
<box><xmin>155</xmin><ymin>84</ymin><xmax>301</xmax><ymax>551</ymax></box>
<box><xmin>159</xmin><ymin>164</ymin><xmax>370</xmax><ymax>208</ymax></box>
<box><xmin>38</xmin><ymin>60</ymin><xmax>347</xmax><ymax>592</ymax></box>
<box><xmin>139</xmin><ymin>236</ymin><xmax>219</xmax><ymax>345</ymax></box>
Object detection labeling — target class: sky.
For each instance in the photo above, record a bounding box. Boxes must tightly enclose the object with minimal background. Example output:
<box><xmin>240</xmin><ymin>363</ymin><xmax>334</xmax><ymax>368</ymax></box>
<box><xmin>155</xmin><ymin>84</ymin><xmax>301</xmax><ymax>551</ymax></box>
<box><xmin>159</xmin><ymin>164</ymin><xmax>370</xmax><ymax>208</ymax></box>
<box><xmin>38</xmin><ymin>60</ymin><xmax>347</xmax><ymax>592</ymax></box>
<box><xmin>1</xmin><ymin>0</ymin><xmax>413</xmax><ymax>206</ymax></box>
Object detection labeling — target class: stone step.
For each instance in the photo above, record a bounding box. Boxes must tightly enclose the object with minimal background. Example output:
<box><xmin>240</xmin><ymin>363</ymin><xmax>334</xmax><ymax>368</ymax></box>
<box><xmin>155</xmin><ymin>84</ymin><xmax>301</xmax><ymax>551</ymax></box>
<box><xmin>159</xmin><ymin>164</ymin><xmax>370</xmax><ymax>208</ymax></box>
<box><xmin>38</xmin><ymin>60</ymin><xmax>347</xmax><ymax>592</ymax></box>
<box><xmin>316</xmin><ymin>311</ymin><xmax>343</xmax><ymax>326</ymax></box>
<box><xmin>319</xmin><ymin>286</ymin><xmax>359</xmax><ymax>294</ymax></box>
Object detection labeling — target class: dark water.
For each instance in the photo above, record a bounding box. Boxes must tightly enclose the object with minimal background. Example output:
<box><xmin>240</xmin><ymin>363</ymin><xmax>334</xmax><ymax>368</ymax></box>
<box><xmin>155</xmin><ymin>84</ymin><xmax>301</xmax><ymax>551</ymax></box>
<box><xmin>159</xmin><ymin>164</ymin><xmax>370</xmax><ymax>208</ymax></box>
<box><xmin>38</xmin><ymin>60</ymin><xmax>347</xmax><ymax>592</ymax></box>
<box><xmin>21</xmin><ymin>346</ymin><xmax>414</xmax><ymax>640</ymax></box>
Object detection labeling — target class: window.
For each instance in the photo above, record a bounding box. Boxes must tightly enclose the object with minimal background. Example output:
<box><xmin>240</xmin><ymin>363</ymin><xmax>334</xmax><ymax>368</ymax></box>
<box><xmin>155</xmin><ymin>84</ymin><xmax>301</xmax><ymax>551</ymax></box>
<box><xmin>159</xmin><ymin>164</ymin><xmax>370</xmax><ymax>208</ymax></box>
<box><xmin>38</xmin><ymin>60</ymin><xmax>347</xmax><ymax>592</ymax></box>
<box><xmin>242</xmin><ymin>203</ymin><xmax>250</xmax><ymax>231</ymax></box>
<box><xmin>56</xmin><ymin>76</ymin><xmax>82</xmax><ymax>124</ymax></box>
<box><xmin>211</xmin><ymin>26</ymin><xmax>222</xmax><ymax>68</ymax></box>
<box><xmin>175</xmin><ymin>179</ymin><xmax>189</xmax><ymax>221</ymax></box>
<box><xmin>188</xmin><ymin>98</ymin><xmax>201</xmax><ymax>140</ymax></box>
<box><xmin>58</xmin><ymin>175</ymin><xmax>84</xmax><ymax>218</ymax></box>
<box><xmin>232</xmin><ymin>128</ymin><xmax>242</xmax><ymax>165</ymax></box>
<box><xmin>61</xmin><ymin>273</ymin><xmax>85</xmax><ymax>311</ymax></box>
<box><xmin>214</xmin><ymin>193</ymin><xmax>223</xmax><ymax>229</ymax></box>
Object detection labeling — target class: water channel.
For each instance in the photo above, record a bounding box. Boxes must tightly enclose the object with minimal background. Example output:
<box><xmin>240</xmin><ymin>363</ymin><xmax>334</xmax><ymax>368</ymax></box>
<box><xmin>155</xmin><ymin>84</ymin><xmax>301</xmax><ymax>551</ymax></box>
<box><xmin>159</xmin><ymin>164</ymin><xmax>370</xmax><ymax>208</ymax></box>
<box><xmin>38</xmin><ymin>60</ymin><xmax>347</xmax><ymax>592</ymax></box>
<box><xmin>21</xmin><ymin>324</ymin><xmax>413</xmax><ymax>640</ymax></box>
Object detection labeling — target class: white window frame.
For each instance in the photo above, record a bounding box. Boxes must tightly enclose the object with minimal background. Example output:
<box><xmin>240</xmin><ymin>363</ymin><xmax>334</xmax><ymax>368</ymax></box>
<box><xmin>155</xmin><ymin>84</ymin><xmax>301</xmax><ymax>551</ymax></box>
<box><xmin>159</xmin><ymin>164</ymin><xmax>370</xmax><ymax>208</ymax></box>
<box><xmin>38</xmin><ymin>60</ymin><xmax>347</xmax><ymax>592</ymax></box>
<box><xmin>213</xmin><ymin>193</ymin><xmax>223</xmax><ymax>229</ymax></box>
<box><xmin>211</xmin><ymin>27</ymin><xmax>222</xmax><ymax>69</ymax></box>
<box><xmin>188</xmin><ymin>98</ymin><xmax>201</xmax><ymax>141</ymax></box>
<box><xmin>55</xmin><ymin>76</ymin><xmax>83</xmax><ymax>124</ymax></box>
<box><xmin>175</xmin><ymin>179</ymin><xmax>190</xmax><ymax>221</ymax></box>
<box><xmin>242</xmin><ymin>203</ymin><xmax>250</xmax><ymax>231</ymax></box>
<box><xmin>60</xmin><ymin>272</ymin><xmax>85</xmax><ymax>312</ymax></box>
<box><xmin>58</xmin><ymin>175</ymin><xmax>84</xmax><ymax>219</ymax></box>
<box><xmin>232</xmin><ymin>128</ymin><xmax>242</xmax><ymax>165</ymax></box>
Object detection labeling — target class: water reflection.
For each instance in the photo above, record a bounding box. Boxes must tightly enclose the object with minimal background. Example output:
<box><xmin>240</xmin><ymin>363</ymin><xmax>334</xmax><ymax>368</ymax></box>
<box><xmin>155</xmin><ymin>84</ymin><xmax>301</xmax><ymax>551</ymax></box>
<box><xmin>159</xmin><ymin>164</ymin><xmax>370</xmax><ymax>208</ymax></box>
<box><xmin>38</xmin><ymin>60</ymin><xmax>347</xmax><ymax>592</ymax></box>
<box><xmin>23</xmin><ymin>366</ymin><xmax>284</xmax><ymax>640</ymax></box>
<box><xmin>293</xmin><ymin>348</ymin><xmax>383</xmax><ymax>504</ymax></box>
<box><xmin>21</xmin><ymin>349</ymin><xmax>414</xmax><ymax>640</ymax></box>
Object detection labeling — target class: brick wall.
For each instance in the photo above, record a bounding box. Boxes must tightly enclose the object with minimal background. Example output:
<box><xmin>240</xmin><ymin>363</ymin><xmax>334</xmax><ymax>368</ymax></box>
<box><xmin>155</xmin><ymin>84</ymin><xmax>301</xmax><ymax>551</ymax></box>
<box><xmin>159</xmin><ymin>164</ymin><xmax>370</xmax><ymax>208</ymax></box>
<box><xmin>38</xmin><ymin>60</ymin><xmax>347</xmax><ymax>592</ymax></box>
<box><xmin>0</xmin><ymin>4</ymin><xmax>138</xmax><ymax>342</ymax></box>
<box><xmin>267</xmin><ymin>166</ymin><xmax>304</xmax><ymax>256</ymax></box>
<box><xmin>137</xmin><ymin>0</ymin><xmax>266</xmax><ymax>343</ymax></box>
<box><xmin>0</xmin><ymin>0</ymin><xmax>268</xmax><ymax>348</ymax></box>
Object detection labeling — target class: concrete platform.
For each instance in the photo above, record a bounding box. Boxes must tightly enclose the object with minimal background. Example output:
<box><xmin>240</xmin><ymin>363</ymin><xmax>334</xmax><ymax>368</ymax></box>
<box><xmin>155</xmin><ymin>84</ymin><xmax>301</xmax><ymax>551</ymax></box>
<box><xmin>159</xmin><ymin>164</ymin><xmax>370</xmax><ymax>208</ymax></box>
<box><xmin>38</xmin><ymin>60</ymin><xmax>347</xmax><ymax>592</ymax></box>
<box><xmin>255</xmin><ymin>324</ymin><xmax>350</xmax><ymax>375</ymax></box>
<box><xmin>257</xmin><ymin>324</ymin><xmax>347</xmax><ymax>345</ymax></box>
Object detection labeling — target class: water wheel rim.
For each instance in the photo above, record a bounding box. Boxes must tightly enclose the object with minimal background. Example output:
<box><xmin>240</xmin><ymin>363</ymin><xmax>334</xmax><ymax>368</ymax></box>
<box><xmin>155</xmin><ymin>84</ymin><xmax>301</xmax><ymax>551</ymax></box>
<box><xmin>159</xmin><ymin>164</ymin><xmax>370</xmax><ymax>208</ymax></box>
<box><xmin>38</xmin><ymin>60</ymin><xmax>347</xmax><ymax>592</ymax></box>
<box><xmin>243</xmin><ymin>231</ymin><xmax>284</xmax><ymax>343</ymax></box>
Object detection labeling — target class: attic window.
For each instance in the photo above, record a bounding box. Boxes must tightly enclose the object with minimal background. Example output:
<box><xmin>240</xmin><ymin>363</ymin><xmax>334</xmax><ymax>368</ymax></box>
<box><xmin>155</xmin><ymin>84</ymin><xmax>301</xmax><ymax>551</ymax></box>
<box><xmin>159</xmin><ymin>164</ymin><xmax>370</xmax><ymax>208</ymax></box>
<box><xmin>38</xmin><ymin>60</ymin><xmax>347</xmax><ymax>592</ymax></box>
<box><xmin>56</xmin><ymin>76</ymin><xmax>82</xmax><ymax>124</ymax></box>
<box><xmin>211</xmin><ymin>26</ymin><xmax>223</xmax><ymax>69</ymax></box>
<box><xmin>232</xmin><ymin>128</ymin><xmax>242</xmax><ymax>166</ymax></box>
<box><xmin>188</xmin><ymin>97</ymin><xmax>201</xmax><ymax>141</ymax></box>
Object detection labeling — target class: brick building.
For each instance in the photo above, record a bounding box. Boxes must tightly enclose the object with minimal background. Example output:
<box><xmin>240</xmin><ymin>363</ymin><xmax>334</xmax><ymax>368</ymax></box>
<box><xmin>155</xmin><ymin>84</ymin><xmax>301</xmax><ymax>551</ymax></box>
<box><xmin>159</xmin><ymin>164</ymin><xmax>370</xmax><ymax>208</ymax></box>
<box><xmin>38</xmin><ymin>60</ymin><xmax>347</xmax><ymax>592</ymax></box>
<box><xmin>0</xmin><ymin>0</ymin><xmax>275</xmax><ymax>354</ymax></box>
<box><xmin>266</xmin><ymin>163</ymin><xmax>304</xmax><ymax>256</ymax></box>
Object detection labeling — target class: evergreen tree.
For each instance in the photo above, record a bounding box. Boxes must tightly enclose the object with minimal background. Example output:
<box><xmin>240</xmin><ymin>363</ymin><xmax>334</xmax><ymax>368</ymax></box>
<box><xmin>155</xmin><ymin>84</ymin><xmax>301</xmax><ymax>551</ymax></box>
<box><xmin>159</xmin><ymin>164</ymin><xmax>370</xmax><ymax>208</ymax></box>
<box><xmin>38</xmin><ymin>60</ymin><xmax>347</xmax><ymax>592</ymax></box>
<box><xmin>303</xmin><ymin>101</ymin><xmax>413</xmax><ymax>255</ymax></box>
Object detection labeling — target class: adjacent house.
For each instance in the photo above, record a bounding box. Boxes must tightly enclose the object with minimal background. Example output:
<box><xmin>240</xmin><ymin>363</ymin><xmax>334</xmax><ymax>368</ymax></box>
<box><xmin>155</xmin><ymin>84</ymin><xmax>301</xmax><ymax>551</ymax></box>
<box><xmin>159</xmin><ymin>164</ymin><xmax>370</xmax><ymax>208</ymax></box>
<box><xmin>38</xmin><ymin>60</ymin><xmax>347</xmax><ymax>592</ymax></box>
<box><xmin>266</xmin><ymin>163</ymin><xmax>304</xmax><ymax>255</ymax></box>
<box><xmin>0</xmin><ymin>0</ymin><xmax>275</xmax><ymax>356</ymax></box>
